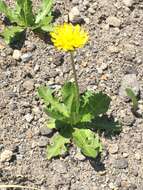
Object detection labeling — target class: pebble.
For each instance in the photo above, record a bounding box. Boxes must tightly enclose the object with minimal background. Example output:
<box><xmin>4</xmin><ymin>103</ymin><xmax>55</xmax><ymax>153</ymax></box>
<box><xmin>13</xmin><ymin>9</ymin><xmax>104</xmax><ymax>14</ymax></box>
<box><xmin>72</xmin><ymin>0</ymin><xmax>79</xmax><ymax>5</ymax></box>
<box><xmin>53</xmin><ymin>54</ymin><xmax>64</xmax><ymax>66</ymax></box>
<box><xmin>38</xmin><ymin>136</ymin><xmax>49</xmax><ymax>147</ymax></box>
<box><xmin>123</xmin><ymin>152</ymin><xmax>129</xmax><ymax>158</ymax></box>
<box><xmin>106</xmin><ymin>16</ymin><xmax>121</xmax><ymax>27</ymax></box>
<box><xmin>21</xmin><ymin>52</ymin><xmax>32</xmax><ymax>62</ymax></box>
<box><xmin>119</xmin><ymin>74</ymin><xmax>140</xmax><ymax>98</ymax></box>
<box><xmin>123</xmin><ymin>0</ymin><xmax>134</xmax><ymax>7</ymax></box>
<box><xmin>0</xmin><ymin>144</ymin><xmax>4</xmax><ymax>150</ymax></box>
<box><xmin>34</xmin><ymin>64</ymin><xmax>40</xmax><ymax>72</ymax></box>
<box><xmin>119</xmin><ymin>109</ymin><xmax>135</xmax><ymax>126</ymax></box>
<box><xmin>129</xmin><ymin>184</ymin><xmax>137</xmax><ymax>190</ymax></box>
<box><xmin>69</xmin><ymin>7</ymin><xmax>83</xmax><ymax>24</ymax></box>
<box><xmin>135</xmin><ymin>153</ymin><xmax>141</xmax><ymax>160</ymax></box>
<box><xmin>52</xmin><ymin>160</ymin><xmax>67</xmax><ymax>174</ymax></box>
<box><xmin>25</xmin><ymin>41</ymin><xmax>36</xmax><ymax>51</ymax></box>
<box><xmin>109</xmin><ymin>144</ymin><xmax>119</xmax><ymax>154</ymax></box>
<box><xmin>74</xmin><ymin>151</ymin><xmax>86</xmax><ymax>161</ymax></box>
<box><xmin>40</xmin><ymin>126</ymin><xmax>53</xmax><ymax>136</ymax></box>
<box><xmin>113</xmin><ymin>158</ymin><xmax>128</xmax><ymax>169</ymax></box>
<box><xmin>0</xmin><ymin>150</ymin><xmax>13</xmax><ymax>162</ymax></box>
<box><xmin>24</xmin><ymin>113</ymin><xmax>34</xmax><ymax>123</ymax></box>
<box><xmin>12</xmin><ymin>49</ymin><xmax>21</xmax><ymax>60</ymax></box>
<box><xmin>23</xmin><ymin>80</ymin><xmax>34</xmax><ymax>91</ymax></box>
<box><xmin>97</xmin><ymin>62</ymin><xmax>108</xmax><ymax>74</ymax></box>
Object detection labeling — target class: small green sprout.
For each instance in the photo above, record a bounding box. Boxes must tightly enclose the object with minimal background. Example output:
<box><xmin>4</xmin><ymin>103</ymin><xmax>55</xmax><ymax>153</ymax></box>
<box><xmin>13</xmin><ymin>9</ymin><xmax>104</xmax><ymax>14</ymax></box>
<box><xmin>0</xmin><ymin>0</ymin><xmax>54</xmax><ymax>44</ymax></box>
<box><xmin>126</xmin><ymin>88</ymin><xmax>138</xmax><ymax>112</ymax></box>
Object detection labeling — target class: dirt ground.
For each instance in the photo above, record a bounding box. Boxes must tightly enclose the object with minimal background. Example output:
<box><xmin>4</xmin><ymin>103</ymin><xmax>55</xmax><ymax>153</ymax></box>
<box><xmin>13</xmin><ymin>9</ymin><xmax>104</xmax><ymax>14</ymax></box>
<box><xmin>0</xmin><ymin>0</ymin><xmax>143</xmax><ymax>189</ymax></box>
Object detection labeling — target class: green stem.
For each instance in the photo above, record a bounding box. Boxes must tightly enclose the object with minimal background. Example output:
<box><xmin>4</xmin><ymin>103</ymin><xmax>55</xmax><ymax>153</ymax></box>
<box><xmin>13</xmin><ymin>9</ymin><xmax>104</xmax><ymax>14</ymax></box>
<box><xmin>70</xmin><ymin>51</ymin><xmax>80</xmax><ymax>100</ymax></box>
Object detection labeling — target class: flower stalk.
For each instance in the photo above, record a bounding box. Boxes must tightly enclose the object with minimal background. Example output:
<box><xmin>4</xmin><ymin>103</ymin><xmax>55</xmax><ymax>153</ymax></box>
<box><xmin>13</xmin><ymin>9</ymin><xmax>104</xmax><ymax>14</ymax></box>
<box><xmin>70</xmin><ymin>51</ymin><xmax>80</xmax><ymax>102</ymax></box>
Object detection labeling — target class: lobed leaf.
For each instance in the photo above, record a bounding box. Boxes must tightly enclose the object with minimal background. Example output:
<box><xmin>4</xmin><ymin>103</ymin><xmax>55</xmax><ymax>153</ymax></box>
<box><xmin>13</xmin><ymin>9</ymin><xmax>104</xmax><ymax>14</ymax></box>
<box><xmin>38</xmin><ymin>86</ymin><xmax>69</xmax><ymax>118</ymax></box>
<box><xmin>0</xmin><ymin>26</ymin><xmax>24</xmax><ymax>44</ymax></box>
<box><xmin>15</xmin><ymin>0</ymin><xmax>35</xmax><ymax>27</ymax></box>
<box><xmin>61</xmin><ymin>82</ymin><xmax>80</xmax><ymax>124</ymax></box>
<box><xmin>35</xmin><ymin>0</ymin><xmax>54</xmax><ymax>24</ymax></box>
<box><xmin>72</xmin><ymin>128</ymin><xmax>102</xmax><ymax>158</ymax></box>
<box><xmin>0</xmin><ymin>0</ymin><xmax>21</xmax><ymax>24</ymax></box>
<box><xmin>80</xmin><ymin>91</ymin><xmax>111</xmax><ymax>120</ymax></box>
<box><xmin>47</xmin><ymin>133</ymin><xmax>70</xmax><ymax>159</ymax></box>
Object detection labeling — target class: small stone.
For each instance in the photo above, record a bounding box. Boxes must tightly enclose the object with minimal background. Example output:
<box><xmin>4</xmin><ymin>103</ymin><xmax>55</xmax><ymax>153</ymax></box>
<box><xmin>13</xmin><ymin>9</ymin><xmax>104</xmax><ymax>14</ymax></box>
<box><xmin>34</xmin><ymin>64</ymin><xmax>40</xmax><ymax>72</ymax></box>
<box><xmin>109</xmin><ymin>182</ymin><xmax>116</xmax><ymax>189</ymax></box>
<box><xmin>109</xmin><ymin>144</ymin><xmax>119</xmax><ymax>154</ymax></box>
<box><xmin>0</xmin><ymin>150</ymin><xmax>13</xmax><ymax>162</ymax></box>
<box><xmin>38</xmin><ymin>136</ymin><xmax>49</xmax><ymax>147</ymax></box>
<box><xmin>21</xmin><ymin>52</ymin><xmax>32</xmax><ymax>62</ymax></box>
<box><xmin>131</xmin><ymin>169</ymin><xmax>138</xmax><ymax>176</ymax></box>
<box><xmin>119</xmin><ymin>74</ymin><xmax>140</xmax><ymax>99</ymax></box>
<box><xmin>53</xmin><ymin>54</ymin><xmax>64</xmax><ymax>66</ymax></box>
<box><xmin>74</xmin><ymin>151</ymin><xmax>86</xmax><ymax>161</ymax></box>
<box><xmin>108</xmin><ymin>46</ymin><xmax>119</xmax><ymax>53</ymax></box>
<box><xmin>119</xmin><ymin>109</ymin><xmax>135</xmax><ymax>126</ymax></box>
<box><xmin>106</xmin><ymin>16</ymin><xmax>121</xmax><ymax>27</ymax></box>
<box><xmin>25</xmin><ymin>41</ymin><xmax>36</xmax><ymax>51</ymax></box>
<box><xmin>135</xmin><ymin>153</ymin><xmax>141</xmax><ymax>160</ymax></box>
<box><xmin>69</xmin><ymin>7</ymin><xmax>83</xmax><ymax>24</ymax></box>
<box><xmin>23</xmin><ymin>80</ymin><xmax>34</xmax><ymax>91</ymax></box>
<box><xmin>12</xmin><ymin>49</ymin><xmax>21</xmax><ymax>60</ymax></box>
<box><xmin>24</xmin><ymin>113</ymin><xmax>34</xmax><ymax>123</ymax></box>
<box><xmin>40</xmin><ymin>126</ymin><xmax>52</xmax><ymax>136</ymax></box>
<box><xmin>72</xmin><ymin>0</ymin><xmax>79</xmax><ymax>5</ymax></box>
<box><xmin>114</xmin><ymin>158</ymin><xmax>128</xmax><ymax>169</ymax></box>
<box><xmin>123</xmin><ymin>0</ymin><xmax>134</xmax><ymax>7</ymax></box>
<box><xmin>0</xmin><ymin>144</ymin><xmax>4</xmax><ymax>150</ymax></box>
<box><xmin>123</xmin><ymin>153</ymin><xmax>129</xmax><ymax>158</ymax></box>
<box><xmin>129</xmin><ymin>184</ymin><xmax>137</xmax><ymax>190</ymax></box>
<box><xmin>97</xmin><ymin>62</ymin><xmax>108</xmax><ymax>74</ymax></box>
<box><xmin>4</xmin><ymin>47</ymin><xmax>13</xmax><ymax>55</ymax></box>
<box><xmin>84</xmin><ymin>17</ymin><xmax>90</xmax><ymax>24</ymax></box>
<box><xmin>52</xmin><ymin>160</ymin><xmax>67</xmax><ymax>174</ymax></box>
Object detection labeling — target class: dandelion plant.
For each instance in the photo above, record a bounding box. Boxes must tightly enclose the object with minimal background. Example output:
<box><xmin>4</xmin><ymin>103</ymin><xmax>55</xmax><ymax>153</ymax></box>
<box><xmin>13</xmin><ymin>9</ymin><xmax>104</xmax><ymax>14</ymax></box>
<box><xmin>38</xmin><ymin>23</ymin><xmax>121</xmax><ymax>159</ymax></box>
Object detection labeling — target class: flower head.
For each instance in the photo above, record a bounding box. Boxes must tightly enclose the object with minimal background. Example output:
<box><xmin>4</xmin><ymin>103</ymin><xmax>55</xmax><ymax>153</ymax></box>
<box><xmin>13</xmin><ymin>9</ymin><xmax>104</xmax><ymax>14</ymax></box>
<box><xmin>50</xmin><ymin>23</ymin><xmax>88</xmax><ymax>51</ymax></box>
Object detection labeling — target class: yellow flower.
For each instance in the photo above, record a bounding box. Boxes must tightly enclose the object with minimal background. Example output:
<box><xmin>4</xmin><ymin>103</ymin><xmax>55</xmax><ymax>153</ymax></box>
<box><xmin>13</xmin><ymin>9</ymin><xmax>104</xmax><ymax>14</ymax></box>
<box><xmin>50</xmin><ymin>23</ymin><xmax>88</xmax><ymax>51</ymax></box>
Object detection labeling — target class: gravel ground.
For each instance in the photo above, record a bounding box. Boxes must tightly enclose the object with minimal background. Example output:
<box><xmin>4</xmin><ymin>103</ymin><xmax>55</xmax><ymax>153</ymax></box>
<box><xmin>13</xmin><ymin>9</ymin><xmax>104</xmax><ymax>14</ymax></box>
<box><xmin>0</xmin><ymin>0</ymin><xmax>143</xmax><ymax>189</ymax></box>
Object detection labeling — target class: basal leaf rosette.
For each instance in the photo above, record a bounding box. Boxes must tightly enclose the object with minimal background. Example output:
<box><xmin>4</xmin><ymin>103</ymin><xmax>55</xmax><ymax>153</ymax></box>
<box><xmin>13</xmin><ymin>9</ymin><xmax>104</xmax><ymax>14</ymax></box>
<box><xmin>50</xmin><ymin>23</ymin><xmax>88</xmax><ymax>51</ymax></box>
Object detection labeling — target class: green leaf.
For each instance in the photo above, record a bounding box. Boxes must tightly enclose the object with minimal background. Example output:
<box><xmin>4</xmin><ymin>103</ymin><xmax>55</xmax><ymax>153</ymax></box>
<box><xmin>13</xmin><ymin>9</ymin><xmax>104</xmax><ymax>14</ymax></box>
<box><xmin>47</xmin><ymin>133</ymin><xmax>70</xmax><ymax>159</ymax></box>
<box><xmin>80</xmin><ymin>91</ymin><xmax>111</xmax><ymax>118</ymax></box>
<box><xmin>61</xmin><ymin>82</ymin><xmax>80</xmax><ymax>124</ymax></box>
<box><xmin>38</xmin><ymin>15</ymin><xmax>53</xmax><ymax>32</ymax></box>
<box><xmin>38</xmin><ymin>86</ymin><xmax>69</xmax><ymax>118</ymax></box>
<box><xmin>45</xmin><ymin>118</ymin><xmax>56</xmax><ymax>129</ymax></box>
<box><xmin>15</xmin><ymin>0</ymin><xmax>35</xmax><ymax>26</ymax></box>
<box><xmin>72</xmin><ymin>128</ymin><xmax>102</xmax><ymax>158</ymax></box>
<box><xmin>92</xmin><ymin>116</ymin><xmax>122</xmax><ymax>133</ymax></box>
<box><xmin>62</xmin><ymin>82</ymin><xmax>79</xmax><ymax>113</ymax></box>
<box><xmin>44</xmin><ymin>107</ymin><xmax>66</xmax><ymax>121</ymax></box>
<box><xmin>126</xmin><ymin>88</ymin><xmax>138</xmax><ymax>112</ymax></box>
<box><xmin>0</xmin><ymin>0</ymin><xmax>21</xmax><ymax>24</ymax></box>
<box><xmin>0</xmin><ymin>26</ymin><xmax>24</xmax><ymax>44</ymax></box>
<box><xmin>41</xmin><ymin>25</ymin><xmax>53</xmax><ymax>32</ymax></box>
<box><xmin>35</xmin><ymin>0</ymin><xmax>54</xmax><ymax>24</ymax></box>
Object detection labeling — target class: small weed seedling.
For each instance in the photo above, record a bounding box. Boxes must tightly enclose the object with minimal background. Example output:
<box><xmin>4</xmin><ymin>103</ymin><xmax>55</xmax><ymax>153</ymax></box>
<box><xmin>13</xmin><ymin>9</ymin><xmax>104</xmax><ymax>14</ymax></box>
<box><xmin>126</xmin><ymin>88</ymin><xmax>138</xmax><ymax>113</ymax></box>
<box><xmin>0</xmin><ymin>0</ymin><xmax>54</xmax><ymax>44</ymax></box>
<box><xmin>38</xmin><ymin>23</ymin><xmax>121</xmax><ymax>159</ymax></box>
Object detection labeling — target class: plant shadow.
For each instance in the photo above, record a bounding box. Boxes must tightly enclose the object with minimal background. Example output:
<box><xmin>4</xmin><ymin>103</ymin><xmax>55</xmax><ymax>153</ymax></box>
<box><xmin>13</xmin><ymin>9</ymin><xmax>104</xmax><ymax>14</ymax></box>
<box><xmin>92</xmin><ymin>115</ymin><xmax>122</xmax><ymax>139</ymax></box>
<box><xmin>88</xmin><ymin>156</ymin><xmax>106</xmax><ymax>172</ymax></box>
<box><xmin>9</xmin><ymin>30</ymin><xmax>26</xmax><ymax>49</ymax></box>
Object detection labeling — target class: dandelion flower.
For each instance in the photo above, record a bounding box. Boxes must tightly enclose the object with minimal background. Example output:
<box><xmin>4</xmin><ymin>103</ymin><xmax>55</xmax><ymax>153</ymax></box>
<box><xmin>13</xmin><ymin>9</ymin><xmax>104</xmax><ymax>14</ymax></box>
<box><xmin>50</xmin><ymin>23</ymin><xmax>88</xmax><ymax>51</ymax></box>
